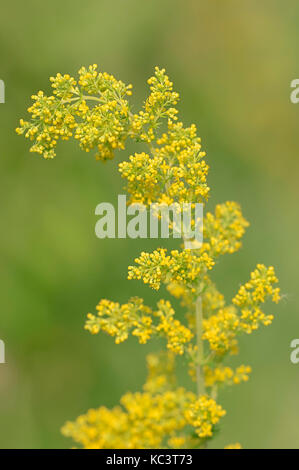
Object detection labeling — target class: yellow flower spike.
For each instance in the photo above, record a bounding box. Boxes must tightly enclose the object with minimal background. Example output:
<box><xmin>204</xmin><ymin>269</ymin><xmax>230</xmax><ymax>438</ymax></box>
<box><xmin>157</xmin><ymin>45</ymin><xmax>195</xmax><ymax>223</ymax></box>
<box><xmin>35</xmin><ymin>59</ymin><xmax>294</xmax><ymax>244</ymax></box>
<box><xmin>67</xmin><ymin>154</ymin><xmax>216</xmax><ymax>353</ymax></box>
<box><xmin>18</xmin><ymin>66</ymin><xmax>281</xmax><ymax>449</ymax></box>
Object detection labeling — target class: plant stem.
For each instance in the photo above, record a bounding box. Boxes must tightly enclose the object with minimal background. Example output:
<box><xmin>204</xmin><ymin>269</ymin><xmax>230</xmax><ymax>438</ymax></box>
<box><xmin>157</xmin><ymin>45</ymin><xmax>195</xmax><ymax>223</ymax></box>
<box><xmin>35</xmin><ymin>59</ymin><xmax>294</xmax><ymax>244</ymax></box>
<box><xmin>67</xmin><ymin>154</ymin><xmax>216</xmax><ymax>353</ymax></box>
<box><xmin>61</xmin><ymin>95</ymin><xmax>102</xmax><ymax>105</ymax></box>
<box><xmin>195</xmin><ymin>296</ymin><xmax>205</xmax><ymax>396</ymax></box>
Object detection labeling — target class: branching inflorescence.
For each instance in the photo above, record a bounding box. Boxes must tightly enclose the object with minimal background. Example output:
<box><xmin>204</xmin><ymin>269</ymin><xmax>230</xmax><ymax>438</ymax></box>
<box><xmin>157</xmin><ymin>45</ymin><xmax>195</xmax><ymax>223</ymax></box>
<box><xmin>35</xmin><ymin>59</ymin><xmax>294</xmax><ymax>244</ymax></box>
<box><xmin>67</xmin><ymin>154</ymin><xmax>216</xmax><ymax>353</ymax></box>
<box><xmin>17</xmin><ymin>65</ymin><xmax>281</xmax><ymax>449</ymax></box>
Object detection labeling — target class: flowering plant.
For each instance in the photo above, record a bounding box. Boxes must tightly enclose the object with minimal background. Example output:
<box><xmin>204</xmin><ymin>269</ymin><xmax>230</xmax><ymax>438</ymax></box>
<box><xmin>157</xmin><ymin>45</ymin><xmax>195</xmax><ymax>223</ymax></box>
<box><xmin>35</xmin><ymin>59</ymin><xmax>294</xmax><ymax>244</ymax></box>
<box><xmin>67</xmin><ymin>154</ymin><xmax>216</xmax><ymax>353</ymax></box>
<box><xmin>17</xmin><ymin>65</ymin><xmax>280</xmax><ymax>449</ymax></box>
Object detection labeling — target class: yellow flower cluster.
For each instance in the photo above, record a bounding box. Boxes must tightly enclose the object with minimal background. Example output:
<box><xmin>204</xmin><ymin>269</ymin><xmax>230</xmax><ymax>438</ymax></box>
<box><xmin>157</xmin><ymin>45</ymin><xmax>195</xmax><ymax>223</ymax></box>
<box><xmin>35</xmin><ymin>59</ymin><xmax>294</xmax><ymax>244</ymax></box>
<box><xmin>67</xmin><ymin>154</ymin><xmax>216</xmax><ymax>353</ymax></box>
<box><xmin>85</xmin><ymin>297</ymin><xmax>193</xmax><ymax>355</ymax></box>
<box><xmin>233</xmin><ymin>264</ymin><xmax>280</xmax><ymax>307</ymax></box>
<box><xmin>61</xmin><ymin>386</ymin><xmax>225</xmax><ymax>449</ymax></box>
<box><xmin>155</xmin><ymin>120</ymin><xmax>209</xmax><ymax>203</ymax></box>
<box><xmin>85</xmin><ymin>297</ymin><xmax>152</xmax><ymax>344</ymax></box>
<box><xmin>62</xmin><ymin>405</ymin><xmax>129</xmax><ymax>449</ymax></box>
<box><xmin>204</xmin><ymin>365</ymin><xmax>252</xmax><ymax>388</ymax></box>
<box><xmin>119</xmin><ymin>152</ymin><xmax>164</xmax><ymax>205</ymax></box>
<box><xmin>202</xmin><ymin>201</ymin><xmax>249</xmax><ymax>257</ymax></box>
<box><xmin>232</xmin><ymin>264</ymin><xmax>280</xmax><ymax>333</ymax></box>
<box><xmin>120</xmin><ymin>119</ymin><xmax>209</xmax><ymax>206</ymax></box>
<box><xmin>203</xmin><ymin>264</ymin><xmax>280</xmax><ymax>354</ymax></box>
<box><xmin>184</xmin><ymin>395</ymin><xmax>226</xmax><ymax>439</ymax></box>
<box><xmin>16</xmin><ymin>65</ymin><xmax>133</xmax><ymax>160</ymax></box>
<box><xmin>155</xmin><ymin>300</ymin><xmax>193</xmax><ymax>355</ymax></box>
<box><xmin>130</xmin><ymin>67</ymin><xmax>179</xmax><ymax>143</ymax></box>
<box><xmin>50</xmin><ymin>72</ymin><xmax>77</xmax><ymax>98</ymax></box>
<box><xmin>16</xmin><ymin>91</ymin><xmax>74</xmax><ymax>159</ymax></box>
<box><xmin>128</xmin><ymin>248</ymin><xmax>214</xmax><ymax>291</ymax></box>
<box><xmin>119</xmin><ymin>389</ymin><xmax>190</xmax><ymax>448</ymax></box>
<box><xmin>203</xmin><ymin>306</ymin><xmax>240</xmax><ymax>355</ymax></box>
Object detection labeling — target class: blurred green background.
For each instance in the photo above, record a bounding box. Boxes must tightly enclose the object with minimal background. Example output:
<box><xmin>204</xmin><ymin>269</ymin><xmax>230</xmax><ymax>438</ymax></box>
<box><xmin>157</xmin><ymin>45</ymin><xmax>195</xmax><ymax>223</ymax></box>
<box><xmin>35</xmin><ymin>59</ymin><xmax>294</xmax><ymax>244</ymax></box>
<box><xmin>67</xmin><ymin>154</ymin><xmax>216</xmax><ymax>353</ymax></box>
<box><xmin>0</xmin><ymin>0</ymin><xmax>298</xmax><ymax>449</ymax></box>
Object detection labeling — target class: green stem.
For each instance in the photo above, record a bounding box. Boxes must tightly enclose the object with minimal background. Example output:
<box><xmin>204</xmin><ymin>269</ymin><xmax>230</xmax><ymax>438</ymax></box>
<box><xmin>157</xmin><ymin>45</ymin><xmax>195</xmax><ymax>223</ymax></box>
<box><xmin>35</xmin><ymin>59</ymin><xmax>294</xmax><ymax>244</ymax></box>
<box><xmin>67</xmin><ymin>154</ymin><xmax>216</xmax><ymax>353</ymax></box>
<box><xmin>61</xmin><ymin>95</ymin><xmax>102</xmax><ymax>104</ymax></box>
<box><xmin>211</xmin><ymin>386</ymin><xmax>218</xmax><ymax>401</ymax></box>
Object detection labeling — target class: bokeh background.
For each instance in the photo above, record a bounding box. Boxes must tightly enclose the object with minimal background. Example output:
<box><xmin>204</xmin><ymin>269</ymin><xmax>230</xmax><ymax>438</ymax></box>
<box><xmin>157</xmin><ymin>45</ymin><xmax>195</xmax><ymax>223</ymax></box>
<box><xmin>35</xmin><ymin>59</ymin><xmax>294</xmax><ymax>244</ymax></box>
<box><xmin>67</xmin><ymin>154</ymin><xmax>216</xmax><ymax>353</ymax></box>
<box><xmin>0</xmin><ymin>0</ymin><xmax>298</xmax><ymax>449</ymax></box>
